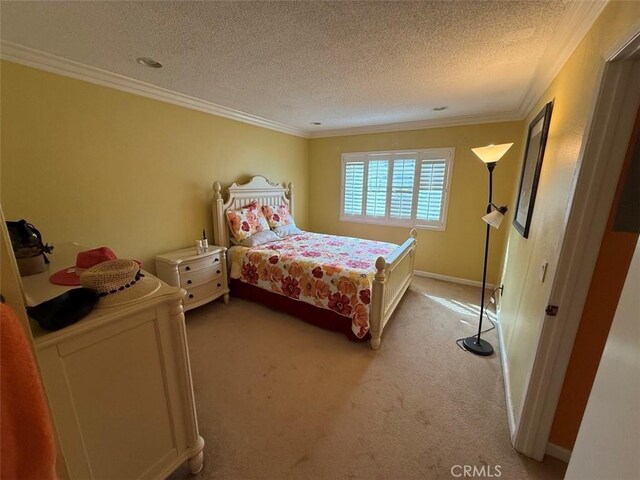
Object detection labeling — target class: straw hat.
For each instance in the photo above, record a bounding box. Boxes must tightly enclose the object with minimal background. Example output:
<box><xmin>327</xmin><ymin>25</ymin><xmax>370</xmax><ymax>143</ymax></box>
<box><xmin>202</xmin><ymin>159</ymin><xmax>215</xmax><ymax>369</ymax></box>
<box><xmin>79</xmin><ymin>259</ymin><xmax>160</xmax><ymax>307</ymax></box>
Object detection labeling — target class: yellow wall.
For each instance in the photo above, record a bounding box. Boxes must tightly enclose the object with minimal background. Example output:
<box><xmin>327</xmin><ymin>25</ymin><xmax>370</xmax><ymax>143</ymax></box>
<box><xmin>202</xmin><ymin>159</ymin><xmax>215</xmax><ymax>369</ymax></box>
<box><xmin>499</xmin><ymin>0</ymin><xmax>640</xmax><ymax>427</ymax></box>
<box><xmin>308</xmin><ymin>122</ymin><xmax>523</xmax><ymax>284</ymax></box>
<box><xmin>0</xmin><ymin>61</ymin><xmax>308</xmax><ymax>273</ymax></box>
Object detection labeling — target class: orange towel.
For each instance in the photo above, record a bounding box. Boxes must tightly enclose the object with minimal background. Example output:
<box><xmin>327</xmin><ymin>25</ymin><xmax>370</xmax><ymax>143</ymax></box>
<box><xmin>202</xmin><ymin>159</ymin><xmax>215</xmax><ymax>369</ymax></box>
<box><xmin>1</xmin><ymin>302</ymin><xmax>57</xmax><ymax>480</ymax></box>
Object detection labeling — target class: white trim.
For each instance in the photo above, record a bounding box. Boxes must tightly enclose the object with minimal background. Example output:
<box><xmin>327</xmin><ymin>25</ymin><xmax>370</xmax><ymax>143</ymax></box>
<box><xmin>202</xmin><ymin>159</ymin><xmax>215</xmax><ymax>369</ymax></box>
<box><xmin>545</xmin><ymin>443</ymin><xmax>572</xmax><ymax>463</ymax></box>
<box><xmin>517</xmin><ymin>0</ymin><xmax>609</xmax><ymax>118</ymax></box>
<box><xmin>310</xmin><ymin>111</ymin><xmax>522</xmax><ymax>138</ymax></box>
<box><xmin>496</xmin><ymin>319</ymin><xmax>516</xmax><ymax>440</ymax></box>
<box><xmin>0</xmin><ymin>41</ymin><xmax>309</xmax><ymax>139</ymax></box>
<box><xmin>414</xmin><ymin>270</ymin><xmax>494</xmax><ymax>290</ymax></box>
<box><xmin>513</xmin><ymin>32</ymin><xmax>640</xmax><ymax>461</ymax></box>
<box><xmin>604</xmin><ymin>17</ymin><xmax>640</xmax><ymax>61</ymax></box>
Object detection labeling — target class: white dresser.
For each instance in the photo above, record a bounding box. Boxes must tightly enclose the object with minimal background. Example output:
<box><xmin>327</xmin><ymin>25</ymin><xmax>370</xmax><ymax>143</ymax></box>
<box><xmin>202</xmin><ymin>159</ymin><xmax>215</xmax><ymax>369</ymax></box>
<box><xmin>22</xmin><ymin>244</ymin><xmax>205</xmax><ymax>480</ymax></box>
<box><xmin>155</xmin><ymin>246</ymin><xmax>229</xmax><ymax>312</ymax></box>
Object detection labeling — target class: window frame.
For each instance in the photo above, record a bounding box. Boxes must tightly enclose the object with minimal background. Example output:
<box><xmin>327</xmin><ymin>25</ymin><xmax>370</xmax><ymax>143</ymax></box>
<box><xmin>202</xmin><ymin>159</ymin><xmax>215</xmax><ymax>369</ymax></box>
<box><xmin>339</xmin><ymin>147</ymin><xmax>455</xmax><ymax>231</ymax></box>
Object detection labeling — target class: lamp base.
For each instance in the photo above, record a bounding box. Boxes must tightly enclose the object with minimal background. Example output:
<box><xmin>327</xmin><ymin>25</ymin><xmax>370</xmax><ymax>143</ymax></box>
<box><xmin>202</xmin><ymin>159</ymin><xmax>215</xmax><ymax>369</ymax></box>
<box><xmin>462</xmin><ymin>336</ymin><xmax>494</xmax><ymax>356</ymax></box>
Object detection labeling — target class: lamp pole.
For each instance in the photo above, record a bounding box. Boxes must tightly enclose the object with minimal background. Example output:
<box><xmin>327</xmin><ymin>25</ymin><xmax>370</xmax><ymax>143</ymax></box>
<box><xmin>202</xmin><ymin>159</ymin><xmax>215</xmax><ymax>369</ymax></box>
<box><xmin>463</xmin><ymin>161</ymin><xmax>495</xmax><ymax>356</ymax></box>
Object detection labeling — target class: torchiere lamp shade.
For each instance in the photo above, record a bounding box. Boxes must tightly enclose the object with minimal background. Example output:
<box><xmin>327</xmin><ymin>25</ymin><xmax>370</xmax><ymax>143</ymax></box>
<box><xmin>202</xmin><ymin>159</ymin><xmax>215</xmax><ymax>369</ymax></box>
<box><xmin>482</xmin><ymin>209</ymin><xmax>506</xmax><ymax>229</ymax></box>
<box><xmin>471</xmin><ymin>143</ymin><xmax>514</xmax><ymax>164</ymax></box>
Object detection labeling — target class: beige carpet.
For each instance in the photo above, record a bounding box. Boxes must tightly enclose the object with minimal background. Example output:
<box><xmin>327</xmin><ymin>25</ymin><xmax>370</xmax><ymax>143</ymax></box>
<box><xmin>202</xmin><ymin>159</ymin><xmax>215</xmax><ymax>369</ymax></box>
<box><xmin>169</xmin><ymin>276</ymin><xmax>567</xmax><ymax>480</ymax></box>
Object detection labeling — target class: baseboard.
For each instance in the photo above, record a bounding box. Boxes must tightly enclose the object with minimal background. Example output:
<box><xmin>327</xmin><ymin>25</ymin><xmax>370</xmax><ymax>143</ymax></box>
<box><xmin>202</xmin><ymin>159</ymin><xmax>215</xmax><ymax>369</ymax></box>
<box><xmin>545</xmin><ymin>442</ymin><xmax>572</xmax><ymax>463</ymax></box>
<box><xmin>496</xmin><ymin>318</ymin><xmax>516</xmax><ymax>441</ymax></box>
<box><xmin>414</xmin><ymin>269</ymin><xmax>494</xmax><ymax>290</ymax></box>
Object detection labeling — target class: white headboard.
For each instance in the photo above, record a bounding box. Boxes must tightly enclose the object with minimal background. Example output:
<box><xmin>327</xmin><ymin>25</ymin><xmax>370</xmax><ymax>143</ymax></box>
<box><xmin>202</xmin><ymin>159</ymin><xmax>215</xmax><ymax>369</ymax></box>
<box><xmin>212</xmin><ymin>175</ymin><xmax>294</xmax><ymax>248</ymax></box>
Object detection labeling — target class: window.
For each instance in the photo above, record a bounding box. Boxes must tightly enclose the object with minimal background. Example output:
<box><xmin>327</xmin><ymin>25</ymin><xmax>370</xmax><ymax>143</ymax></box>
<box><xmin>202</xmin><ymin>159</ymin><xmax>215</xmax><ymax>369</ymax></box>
<box><xmin>341</xmin><ymin>148</ymin><xmax>454</xmax><ymax>230</ymax></box>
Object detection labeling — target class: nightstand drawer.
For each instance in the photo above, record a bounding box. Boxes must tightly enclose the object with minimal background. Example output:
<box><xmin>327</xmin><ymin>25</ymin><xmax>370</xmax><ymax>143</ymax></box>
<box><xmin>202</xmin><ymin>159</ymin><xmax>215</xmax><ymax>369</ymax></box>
<box><xmin>184</xmin><ymin>280</ymin><xmax>225</xmax><ymax>306</ymax></box>
<box><xmin>180</xmin><ymin>266</ymin><xmax>223</xmax><ymax>288</ymax></box>
<box><xmin>178</xmin><ymin>254</ymin><xmax>222</xmax><ymax>274</ymax></box>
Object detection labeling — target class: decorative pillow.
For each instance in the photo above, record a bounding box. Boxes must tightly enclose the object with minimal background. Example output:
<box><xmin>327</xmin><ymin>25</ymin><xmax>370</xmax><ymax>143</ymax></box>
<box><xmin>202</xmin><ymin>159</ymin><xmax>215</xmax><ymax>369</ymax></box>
<box><xmin>239</xmin><ymin>230</ymin><xmax>280</xmax><ymax>247</ymax></box>
<box><xmin>226</xmin><ymin>201</ymin><xmax>270</xmax><ymax>242</ymax></box>
<box><xmin>274</xmin><ymin>224</ymin><xmax>302</xmax><ymax>237</ymax></box>
<box><xmin>262</xmin><ymin>204</ymin><xmax>294</xmax><ymax>229</ymax></box>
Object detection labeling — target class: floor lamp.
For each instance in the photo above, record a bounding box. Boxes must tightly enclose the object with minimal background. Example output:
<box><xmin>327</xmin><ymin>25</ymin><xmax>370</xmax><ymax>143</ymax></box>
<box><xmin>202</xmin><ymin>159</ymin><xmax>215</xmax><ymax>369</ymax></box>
<box><xmin>463</xmin><ymin>143</ymin><xmax>513</xmax><ymax>356</ymax></box>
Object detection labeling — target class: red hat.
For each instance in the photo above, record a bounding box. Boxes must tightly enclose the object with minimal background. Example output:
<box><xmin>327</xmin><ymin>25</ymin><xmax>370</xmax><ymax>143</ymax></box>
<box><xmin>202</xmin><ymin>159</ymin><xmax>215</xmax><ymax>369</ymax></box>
<box><xmin>49</xmin><ymin>247</ymin><xmax>130</xmax><ymax>286</ymax></box>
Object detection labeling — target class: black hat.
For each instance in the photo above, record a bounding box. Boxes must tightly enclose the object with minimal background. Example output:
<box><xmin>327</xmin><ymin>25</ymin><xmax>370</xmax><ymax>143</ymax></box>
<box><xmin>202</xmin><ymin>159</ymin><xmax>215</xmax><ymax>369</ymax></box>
<box><xmin>27</xmin><ymin>288</ymin><xmax>99</xmax><ymax>331</ymax></box>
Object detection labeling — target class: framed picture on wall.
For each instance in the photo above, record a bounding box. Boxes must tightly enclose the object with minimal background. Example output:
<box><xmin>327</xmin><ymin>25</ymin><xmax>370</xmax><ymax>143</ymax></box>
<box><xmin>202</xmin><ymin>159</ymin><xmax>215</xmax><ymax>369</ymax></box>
<box><xmin>513</xmin><ymin>101</ymin><xmax>554</xmax><ymax>238</ymax></box>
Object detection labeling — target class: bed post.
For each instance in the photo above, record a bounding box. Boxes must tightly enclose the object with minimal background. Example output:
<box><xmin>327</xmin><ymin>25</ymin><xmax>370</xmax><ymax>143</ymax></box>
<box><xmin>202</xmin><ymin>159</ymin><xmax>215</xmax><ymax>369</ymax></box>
<box><xmin>370</xmin><ymin>256</ymin><xmax>387</xmax><ymax>350</ymax></box>
<box><xmin>287</xmin><ymin>182</ymin><xmax>294</xmax><ymax>217</ymax></box>
<box><xmin>212</xmin><ymin>181</ymin><xmax>228</xmax><ymax>248</ymax></box>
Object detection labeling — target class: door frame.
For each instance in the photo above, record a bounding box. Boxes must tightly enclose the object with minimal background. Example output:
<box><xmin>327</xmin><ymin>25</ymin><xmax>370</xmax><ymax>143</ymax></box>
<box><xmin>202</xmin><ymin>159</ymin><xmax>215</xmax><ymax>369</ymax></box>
<box><xmin>513</xmin><ymin>27</ymin><xmax>640</xmax><ymax>460</ymax></box>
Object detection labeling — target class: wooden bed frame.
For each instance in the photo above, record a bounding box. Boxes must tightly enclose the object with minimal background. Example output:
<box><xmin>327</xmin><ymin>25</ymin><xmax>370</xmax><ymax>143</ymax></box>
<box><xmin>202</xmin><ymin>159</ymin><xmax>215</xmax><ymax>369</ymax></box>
<box><xmin>212</xmin><ymin>176</ymin><xmax>417</xmax><ymax>349</ymax></box>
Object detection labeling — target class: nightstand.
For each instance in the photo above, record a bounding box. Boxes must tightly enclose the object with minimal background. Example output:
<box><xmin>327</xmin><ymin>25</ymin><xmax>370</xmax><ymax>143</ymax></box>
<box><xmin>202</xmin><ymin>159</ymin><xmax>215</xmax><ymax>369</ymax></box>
<box><xmin>155</xmin><ymin>245</ymin><xmax>230</xmax><ymax>311</ymax></box>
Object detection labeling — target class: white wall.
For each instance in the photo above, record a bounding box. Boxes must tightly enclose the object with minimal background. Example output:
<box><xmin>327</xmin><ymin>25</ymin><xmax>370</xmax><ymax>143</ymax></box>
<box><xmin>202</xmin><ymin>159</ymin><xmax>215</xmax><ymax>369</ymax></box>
<box><xmin>565</xmin><ymin>240</ymin><xmax>640</xmax><ymax>480</ymax></box>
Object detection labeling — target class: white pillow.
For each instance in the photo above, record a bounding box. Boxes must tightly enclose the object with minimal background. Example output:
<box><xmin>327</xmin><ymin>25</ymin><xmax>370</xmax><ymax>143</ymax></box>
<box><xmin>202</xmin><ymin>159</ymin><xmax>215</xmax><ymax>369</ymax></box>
<box><xmin>239</xmin><ymin>230</ymin><xmax>280</xmax><ymax>247</ymax></box>
<box><xmin>274</xmin><ymin>224</ymin><xmax>303</xmax><ymax>237</ymax></box>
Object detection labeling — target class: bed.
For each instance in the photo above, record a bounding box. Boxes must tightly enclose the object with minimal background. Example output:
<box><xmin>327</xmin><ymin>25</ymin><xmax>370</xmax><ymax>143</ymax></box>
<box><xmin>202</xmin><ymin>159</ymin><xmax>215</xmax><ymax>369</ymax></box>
<box><xmin>212</xmin><ymin>176</ymin><xmax>417</xmax><ymax>349</ymax></box>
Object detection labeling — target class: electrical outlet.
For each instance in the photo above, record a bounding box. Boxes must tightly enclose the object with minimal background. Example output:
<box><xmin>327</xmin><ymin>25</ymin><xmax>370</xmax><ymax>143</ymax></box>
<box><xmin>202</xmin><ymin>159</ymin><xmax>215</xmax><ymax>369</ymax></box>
<box><xmin>540</xmin><ymin>261</ymin><xmax>549</xmax><ymax>283</ymax></box>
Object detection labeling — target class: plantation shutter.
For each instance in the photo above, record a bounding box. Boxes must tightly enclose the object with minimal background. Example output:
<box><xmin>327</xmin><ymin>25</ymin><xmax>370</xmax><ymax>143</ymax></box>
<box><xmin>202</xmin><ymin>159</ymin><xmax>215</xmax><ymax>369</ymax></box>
<box><xmin>365</xmin><ymin>157</ymin><xmax>389</xmax><ymax>217</ymax></box>
<box><xmin>389</xmin><ymin>156</ymin><xmax>416</xmax><ymax>219</ymax></box>
<box><xmin>341</xmin><ymin>148</ymin><xmax>453</xmax><ymax>229</ymax></box>
<box><xmin>416</xmin><ymin>159</ymin><xmax>447</xmax><ymax>223</ymax></box>
<box><xmin>343</xmin><ymin>156</ymin><xmax>365</xmax><ymax>216</ymax></box>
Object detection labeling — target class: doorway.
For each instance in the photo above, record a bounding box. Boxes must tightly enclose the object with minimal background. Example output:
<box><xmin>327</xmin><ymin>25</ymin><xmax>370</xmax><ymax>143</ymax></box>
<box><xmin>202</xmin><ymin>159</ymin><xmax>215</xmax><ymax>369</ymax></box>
<box><xmin>548</xmin><ymin>104</ymin><xmax>640</xmax><ymax>457</ymax></box>
<box><xmin>512</xmin><ymin>32</ymin><xmax>640</xmax><ymax>460</ymax></box>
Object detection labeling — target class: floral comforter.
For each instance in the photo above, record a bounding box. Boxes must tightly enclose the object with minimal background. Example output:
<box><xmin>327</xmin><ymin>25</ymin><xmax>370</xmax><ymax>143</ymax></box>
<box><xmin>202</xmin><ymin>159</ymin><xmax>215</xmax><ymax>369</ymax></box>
<box><xmin>228</xmin><ymin>232</ymin><xmax>398</xmax><ymax>338</ymax></box>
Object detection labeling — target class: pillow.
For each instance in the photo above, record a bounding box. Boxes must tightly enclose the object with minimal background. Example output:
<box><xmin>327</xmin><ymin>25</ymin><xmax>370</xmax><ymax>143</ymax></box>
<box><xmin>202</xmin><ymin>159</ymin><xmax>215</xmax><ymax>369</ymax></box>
<box><xmin>239</xmin><ymin>230</ymin><xmax>280</xmax><ymax>247</ymax></box>
<box><xmin>262</xmin><ymin>204</ymin><xmax>294</xmax><ymax>229</ymax></box>
<box><xmin>274</xmin><ymin>224</ymin><xmax>302</xmax><ymax>237</ymax></box>
<box><xmin>226</xmin><ymin>201</ymin><xmax>270</xmax><ymax>242</ymax></box>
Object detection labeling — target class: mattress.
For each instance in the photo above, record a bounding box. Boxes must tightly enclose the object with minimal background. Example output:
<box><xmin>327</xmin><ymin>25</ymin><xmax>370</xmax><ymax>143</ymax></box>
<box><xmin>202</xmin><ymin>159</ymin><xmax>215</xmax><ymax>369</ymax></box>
<box><xmin>228</xmin><ymin>232</ymin><xmax>398</xmax><ymax>338</ymax></box>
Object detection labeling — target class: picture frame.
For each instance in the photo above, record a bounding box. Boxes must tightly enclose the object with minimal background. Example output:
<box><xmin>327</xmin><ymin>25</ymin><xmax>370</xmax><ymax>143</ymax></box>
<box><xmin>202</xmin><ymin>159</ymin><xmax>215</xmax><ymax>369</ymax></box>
<box><xmin>513</xmin><ymin>101</ymin><xmax>554</xmax><ymax>238</ymax></box>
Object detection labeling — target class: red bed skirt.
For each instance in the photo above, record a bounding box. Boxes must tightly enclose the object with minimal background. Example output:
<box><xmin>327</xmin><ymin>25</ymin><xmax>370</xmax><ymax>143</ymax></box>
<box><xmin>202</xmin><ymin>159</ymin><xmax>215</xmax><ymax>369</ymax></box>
<box><xmin>230</xmin><ymin>279</ymin><xmax>369</xmax><ymax>343</ymax></box>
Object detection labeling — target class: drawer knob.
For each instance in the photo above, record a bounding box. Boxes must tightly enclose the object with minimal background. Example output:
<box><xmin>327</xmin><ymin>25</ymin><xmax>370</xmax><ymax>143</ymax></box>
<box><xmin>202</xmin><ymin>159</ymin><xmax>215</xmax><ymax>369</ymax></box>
<box><xmin>216</xmin><ymin>270</ymin><xmax>221</xmax><ymax>274</ymax></box>
<box><xmin>189</xmin><ymin>294</ymin><xmax>194</xmax><ymax>299</ymax></box>
<box><xmin>186</xmin><ymin>266</ymin><xmax>191</xmax><ymax>271</ymax></box>
<box><xmin>187</xmin><ymin>280</ymin><xmax>192</xmax><ymax>285</ymax></box>
<box><xmin>217</xmin><ymin>283</ymin><xmax>221</xmax><ymax>288</ymax></box>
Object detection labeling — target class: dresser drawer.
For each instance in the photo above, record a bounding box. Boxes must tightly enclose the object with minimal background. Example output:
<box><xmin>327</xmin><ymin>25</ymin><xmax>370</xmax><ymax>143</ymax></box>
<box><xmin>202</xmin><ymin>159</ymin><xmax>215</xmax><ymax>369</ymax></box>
<box><xmin>178</xmin><ymin>254</ymin><xmax>222</xmax><ymax>274</ymax></box>
<box><xmin>184</xmin><ymin>280</ymin><xmax>225</xmax><ymax>306</ymax></box>
<box><xmin>180</xmin><ymin>265</ymin><xmax>223</xmax><ymax>288</ymax></box>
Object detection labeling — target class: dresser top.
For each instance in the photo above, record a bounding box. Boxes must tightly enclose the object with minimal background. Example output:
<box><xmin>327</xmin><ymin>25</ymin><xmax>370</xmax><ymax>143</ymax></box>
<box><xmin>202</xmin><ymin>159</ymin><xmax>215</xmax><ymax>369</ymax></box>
<box><xmin>155</xmin><ymin>245</ymin><xmax>225</xmax><ymax>265</ymax></box>
<box><xmin>22</xmin><ymin>243</ymin><xmax>182</xmax><ymax>346</ymax></box>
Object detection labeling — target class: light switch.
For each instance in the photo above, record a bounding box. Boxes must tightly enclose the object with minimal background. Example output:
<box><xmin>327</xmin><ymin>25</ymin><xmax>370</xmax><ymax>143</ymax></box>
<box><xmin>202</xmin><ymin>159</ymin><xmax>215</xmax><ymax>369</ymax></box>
<box><xmin>540</xmin><ymin>261</ymin><xmax>549</xmax><ymax>283</ymax></box>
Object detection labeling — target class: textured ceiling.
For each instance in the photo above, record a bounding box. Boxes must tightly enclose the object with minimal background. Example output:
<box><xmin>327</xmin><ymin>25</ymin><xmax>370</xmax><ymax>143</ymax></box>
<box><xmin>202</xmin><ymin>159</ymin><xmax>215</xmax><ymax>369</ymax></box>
<box><xmin>0</xmin><ymin>1</ymin><xmax>570</xmax><ymax>134</ymax></box>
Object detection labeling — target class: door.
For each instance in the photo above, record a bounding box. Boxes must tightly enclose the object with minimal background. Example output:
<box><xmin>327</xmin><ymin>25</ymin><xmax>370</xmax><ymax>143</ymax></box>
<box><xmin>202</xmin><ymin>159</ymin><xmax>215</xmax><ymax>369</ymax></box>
<box><xmin>564</xmin><ymin>238</ymin><xmax>640</xmax><ymax>478</ymax></box>
<box><xmin>512</xmin><ymin>41</ymin><xmax>640</xmax><ymax>460</ymax></box>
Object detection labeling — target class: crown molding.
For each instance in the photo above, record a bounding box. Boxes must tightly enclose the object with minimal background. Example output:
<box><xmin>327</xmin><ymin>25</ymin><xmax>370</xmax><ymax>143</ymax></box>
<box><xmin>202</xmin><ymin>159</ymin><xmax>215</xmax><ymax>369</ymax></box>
<box><xmin>0</xmin><ymin>41</ymin><xmax>309</xmax><ymax>139</ymax></box>
<box><xmin>308</xmin><ymin>110</ymin><xmax>523</xmax><ymax>138</ymax></box>
<box><xmin>517</xmin><ymin>0</ymin><xmax>609</xmax><ymax>118</ymax></box>
<box><xmin>1</xmin><ymin>0</ymin><xmax>608</xmax><ymax>142</ymax></box>
<box><xmin>3</xmin><ymin>39</ymin><xmax>521</xmax><ymax>140</ymax></box>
